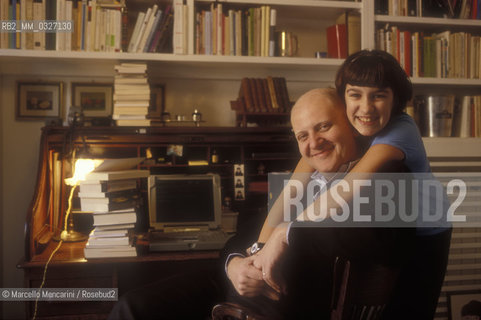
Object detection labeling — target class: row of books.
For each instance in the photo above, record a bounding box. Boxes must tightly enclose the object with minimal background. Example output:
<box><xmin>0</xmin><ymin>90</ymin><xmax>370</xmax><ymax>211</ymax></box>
<box><xmin>127</xmin><ymin>3</ymin><xmax>173</xmax><ymax>53</ymax></box>
<box><xmin>193</xmin><ymin>4</ymin><xmax>276</xmax><ymax>57</ymax></box>
<box><xmin>112</xmin><ymin>63</ymin><xmax>151</xmax><ymax>126</ymax></box>
<box><xmin>236</xmin><ymin>77</ymin><xmax>291</xmax><ymax>114</ymax></box>
<box><xmin>0</xmin><ymin>0</ymin><xmax>126</xmax><ymax>51</ymax></box>
<box><xmin>376</xmin><ymin>26</ymin><xmax>481</xmax><ymax>79</ymax></box>
<box><xmin>376</xmin><ymin>0</ymin><xmax>481</xmax><ymax>19</ymax></box>
<box><xmin>80</xmin><ymin>167</ymin><xmax>149</xmax><ymax>259</ymax></box>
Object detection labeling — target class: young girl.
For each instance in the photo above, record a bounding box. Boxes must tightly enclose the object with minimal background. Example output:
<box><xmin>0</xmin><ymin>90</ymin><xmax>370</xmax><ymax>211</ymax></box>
<box><xmin>253</xmin><ymin>50</ymin><xmax>452</xmax><ymax>319</ymax></box>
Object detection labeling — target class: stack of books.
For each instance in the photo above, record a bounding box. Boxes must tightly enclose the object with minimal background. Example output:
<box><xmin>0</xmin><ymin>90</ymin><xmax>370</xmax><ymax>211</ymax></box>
<box><xmin>113</xmin><ymin>63</ymin><xmax>151</xmax><ymax>126</ymax></box>
<box><xmin>80</xmin><ymin>168</ymin><xmax>149</xmax><ymax>259</ymax></box>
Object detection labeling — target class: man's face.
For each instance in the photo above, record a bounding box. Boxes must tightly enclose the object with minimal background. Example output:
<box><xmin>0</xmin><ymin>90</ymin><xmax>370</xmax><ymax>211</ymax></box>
<box><xmin>291</xmin><ymin>93</ymin><xmax>357</xmax><ymax>172</ymax></box>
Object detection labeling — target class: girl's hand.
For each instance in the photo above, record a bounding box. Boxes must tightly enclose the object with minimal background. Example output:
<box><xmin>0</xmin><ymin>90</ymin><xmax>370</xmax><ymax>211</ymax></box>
<box><xmin>252</xmin><ymin>223</ymin><xmax>289</xmax><ymax>294</ymax></box>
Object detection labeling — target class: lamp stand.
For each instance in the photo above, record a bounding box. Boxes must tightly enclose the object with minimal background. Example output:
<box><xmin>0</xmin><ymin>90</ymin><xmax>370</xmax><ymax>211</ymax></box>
<box><xmin>53</xmin><ymin>183</ymin><xmax>88</xmax><ymax>242</ymax></box>
<box><xmin>59</xmin><ymin>214</ymin><xmax>88</xmax><ymax>242</ymax></box>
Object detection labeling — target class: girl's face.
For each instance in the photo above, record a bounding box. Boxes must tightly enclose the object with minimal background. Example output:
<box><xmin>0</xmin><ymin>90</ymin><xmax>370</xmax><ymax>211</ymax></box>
<box><xmin>344</xmin><ymin>84</ymin><xmax>394</xmax><ymax>137</ymax></box>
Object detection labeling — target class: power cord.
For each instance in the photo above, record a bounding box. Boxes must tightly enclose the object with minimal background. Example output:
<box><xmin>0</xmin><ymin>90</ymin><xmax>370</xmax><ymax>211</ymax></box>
<box><xmin>32</xmin><ymin>183</ymin><xmax>78</xmax><ymax>320</ymax></box>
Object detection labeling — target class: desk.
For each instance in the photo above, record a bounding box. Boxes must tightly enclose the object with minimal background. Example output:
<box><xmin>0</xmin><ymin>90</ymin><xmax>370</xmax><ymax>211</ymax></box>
<box><xmin>18</xmin><ymin>241</ymin><xmax>220</xmax><ymax>319</ymax></box>
<box><xmin>21</xmin><ymin>126</ymin><xmax>297</xmax><ymax>319</ymax></box>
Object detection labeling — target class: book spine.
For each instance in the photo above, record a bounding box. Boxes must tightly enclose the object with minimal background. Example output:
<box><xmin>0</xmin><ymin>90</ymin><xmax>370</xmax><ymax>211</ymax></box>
<box><xmin>143</xmin><ymin>10</ymin><xmax>162</xmax><ymax>52</ymax></box>
<box><xmin>267</xmin><ymin>76</ymin><xmax>279</xmax><ymax>111</ymax></box>
<box><xmin>248</xmin><ymin>8</ymin><xmax>254</xmax><ymax>56</ymax></box>
<box><xmin>412</xmin><ymin>32</ymin><xmax>417</xmax><ymax>77</ymax></box>
<box><xmin>216</xmin><ymin>3</ymin><xmax>222</xmax><ymax>55</ymax></box>
<box><xmin>279</xmin><ymin>77</ymin><xmax>290</xmax><ymax>113</ymax></box>
<box><xmin>255</xmin><ymin>78</ymin><xmax>266</xmax><ymax>112</ymax></box>
<box><xmin>404</xmin><ymin>30</ymin><xmax>411</xmax><ymax>77</ymax></box>
<box><xmin>137</xmin><ymin>5</ymin><xmax>158</xmax><ymax>53</ymax></box>
<box><xmin>56</xmin><ymin>0</ymin><xmax>65</xmax><ymax>51</ymax></box>
<box><xmin>187</xmin><ymin>0</ymin><xmax>194</xmax><ymax>54</ymax></box>
<box><xmin>173</xmin><ymin>0</ymin><xmax>184</xmax><ymax>54</ymax></box>
<box><xmin>241</xmin><ymin>77</ymin><xmax>254</xmax><ymax>112</ymax></box>
<box><xmin>235</xmin><ymin>10</ymin><xmax>242</xmax><ymax>56</ymax></box>
<box><xmin>128</xmin><ymin>11</ymin><xmax>144</xmax><ymax>52</ymax></box>
<box><xmin>248</xmin><ymin>78</ymin><xmax>259</xmax><ymax>112</ymax></box>
<box><xmin>262</xmin><ymin>78</ymin><xmax>273</xmax><ymax>112</ymax></box>
<box><xmin>268</xmin><ymin>8</ymin><xmax>276</xmax><ymax>57</ymax></box>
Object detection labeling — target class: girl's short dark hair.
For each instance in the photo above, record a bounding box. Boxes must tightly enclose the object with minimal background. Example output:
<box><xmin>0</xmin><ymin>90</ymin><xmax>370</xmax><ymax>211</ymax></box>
<box><xmin>335</xmin><ymin>50</ymin><xmax>413</xmax><ymax>115</ymax></box>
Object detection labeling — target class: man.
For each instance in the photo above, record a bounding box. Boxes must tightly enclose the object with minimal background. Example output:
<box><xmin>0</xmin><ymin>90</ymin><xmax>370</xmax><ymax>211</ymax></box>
<box><xmin>225</xmin><ymin>88</ymin><xmax>362</xmax><ymax>317</ymax></box>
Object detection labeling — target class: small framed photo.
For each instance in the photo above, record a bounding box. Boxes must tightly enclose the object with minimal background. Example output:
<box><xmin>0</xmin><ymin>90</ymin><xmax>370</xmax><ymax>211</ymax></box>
<box><xmin>234</xmin><ymin>164</ymin><xmax>244</xmax><ymax>177</ymax></box>
<box><xmin>72</xmin><ymin>82</ymin><xmax>113</xmax><ymax>118</ymax></box>
<box><xmin>447</xmin><ymin>290</ymin><xmax>481</xmax><ymax>320</ymax></box>
<box><xmin>16</xmin><ymin>81</ymin><xmax>64</xmax><ymax>120</ymax></box>
<box><xmin>235</xmin><ymin>188</ymin><xmax>245</xmax><ymax>201</ymax></box>
<box><xmin>149</xmin><ymin>84</ymin><xmax>165</xmax><ymax>119</ymax></box>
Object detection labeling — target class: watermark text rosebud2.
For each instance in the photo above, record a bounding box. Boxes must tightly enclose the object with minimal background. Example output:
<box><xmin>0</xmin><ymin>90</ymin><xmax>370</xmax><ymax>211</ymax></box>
<box><xmin>267</xmin><ymin>172</ymin><xmax>480</xmax><ymax>228</ymax></box>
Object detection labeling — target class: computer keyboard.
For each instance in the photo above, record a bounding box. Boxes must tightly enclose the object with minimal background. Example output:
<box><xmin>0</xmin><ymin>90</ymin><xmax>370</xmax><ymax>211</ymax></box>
<box><xmin>149</xmin><ymin>229</ymin><xmax>233</xmax><ymax>252</ymax></box>
<box><xmin>150</xmin><ymin>230</ymin><xmax>228</xmax><ymax>242</ymax></box>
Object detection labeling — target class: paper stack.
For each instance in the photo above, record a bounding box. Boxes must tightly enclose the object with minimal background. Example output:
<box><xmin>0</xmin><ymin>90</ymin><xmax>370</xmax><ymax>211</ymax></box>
<box><xmin>113</xmin><ymin>63</ymin><xmax>151</xmax><ymax>126</ymax></box>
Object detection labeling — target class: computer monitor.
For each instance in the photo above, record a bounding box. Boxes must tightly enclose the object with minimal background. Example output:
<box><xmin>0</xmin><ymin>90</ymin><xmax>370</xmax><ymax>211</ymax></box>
<box><xmin>148</xmin><ymin>173</ymin><xmax>222</xmax><ymax>230</ymax></box>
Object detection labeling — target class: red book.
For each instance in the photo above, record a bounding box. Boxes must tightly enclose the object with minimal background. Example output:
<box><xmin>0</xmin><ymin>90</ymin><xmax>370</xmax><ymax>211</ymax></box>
<box><xmin>403</xmin><ymin>30</ymin><xmax>412</xmax><ymax>76</ymax></box>
<box><xmin>326</xmin><ymin>24</ymin><xmax>347</xmax><ymax>59</ymax></box>
<box><xmin>472</xmin><ymin>0</ymin><xmax>478</xmax><ymax>19</ymax></box>
<box><xmin>395</xmin><ymin>27</ymin><xmax>400</xmax><ymax>63</ymax></box>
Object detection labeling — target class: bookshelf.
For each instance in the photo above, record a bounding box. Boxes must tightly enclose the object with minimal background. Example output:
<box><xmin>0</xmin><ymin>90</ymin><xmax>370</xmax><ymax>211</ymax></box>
<box><xmin>372</xmin><ymin>2</ymin><xmax>481</xmax><ymax>139</ymax></box>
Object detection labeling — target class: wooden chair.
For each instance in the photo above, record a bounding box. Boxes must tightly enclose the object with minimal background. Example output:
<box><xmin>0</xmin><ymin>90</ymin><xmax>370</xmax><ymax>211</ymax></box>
<box><xmin>212</xmin><ymin>257</ymin><xmax>400</xmax><ymax>320</ymax></box>
<box><xmin>330</xmin><ymin>257</ymin><xmax>400</xmax><ymax>320</ymax></box>
<box><xmin>211</xmin><ymin>302</ymin><xmax>271</xmax><ymax>320</ymax></box>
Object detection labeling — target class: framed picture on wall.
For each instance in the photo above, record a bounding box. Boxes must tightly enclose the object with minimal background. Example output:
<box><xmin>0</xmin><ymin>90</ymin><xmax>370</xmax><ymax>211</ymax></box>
<box><xmin>72</xmin><ymin>82</ymin><xmax>113</xmax><ymax>118</ymax></box>
<box><xmin>447</xmin><ymin>290</ymin><xmax>481</xmax><ymax>320</ymax></box>
<box><xmin>16</xmin><ymin>81</ymin><xmax>64</xmax><ymax>120</ymax></box>
<box><xmin>148</xmin><ymin>84</ymin><xmax>165</xmax><ymax>119</ymax></box>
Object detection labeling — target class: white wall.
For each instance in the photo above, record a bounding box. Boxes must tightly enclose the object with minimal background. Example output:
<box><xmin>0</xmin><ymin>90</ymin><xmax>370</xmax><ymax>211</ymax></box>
<box><xmin>0</xmin><ymin>73</ymin><xmax>4</xmax><ymax>319</ymax></box>
<box><xmin>1</xmin><ymin>75</ymin><xmax>44</xmax><ymax>319</ymax></box>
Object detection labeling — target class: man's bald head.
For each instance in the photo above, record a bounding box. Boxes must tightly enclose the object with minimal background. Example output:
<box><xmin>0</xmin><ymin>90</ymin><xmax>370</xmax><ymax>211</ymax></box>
<box><xmin>291</xmin><ymin>88</ymin><xmax>357</xmax><ymax>172</ymax></box>
<box><xmin>291</xmin><ymin>88</ymin><xmax>343</xmax><ymax>118</ymax></box>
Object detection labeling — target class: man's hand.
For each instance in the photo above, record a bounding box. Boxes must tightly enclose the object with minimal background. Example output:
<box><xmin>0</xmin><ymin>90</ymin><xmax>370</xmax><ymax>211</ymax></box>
<box><xmin>252</xmin><ymin>224</ymin><xmax>289</xmax><ymax>295</ymax></box>
<box><xmin>227</xmin><ymin>256</ymin><xmax>264</xmax><ymax>297</ymax></box>
<box><xmin>227</xmin><ymin>256</ymin><xmax>280</xmax><ymax>300</ymax></box>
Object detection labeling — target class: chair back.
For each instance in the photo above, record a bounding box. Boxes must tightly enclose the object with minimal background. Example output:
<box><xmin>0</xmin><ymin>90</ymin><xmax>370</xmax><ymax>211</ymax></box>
<box><xmin>330</xmin><ymin>257</ymin><xmax>400</xmax><ymax>320</ymax></box>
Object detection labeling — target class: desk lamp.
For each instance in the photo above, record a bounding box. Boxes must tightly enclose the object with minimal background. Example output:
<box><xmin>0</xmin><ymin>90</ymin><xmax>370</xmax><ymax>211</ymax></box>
<box><xmin>59</xmin><ymin>158</ymin><xmax>103</xmax><ymax>242</ymax></box>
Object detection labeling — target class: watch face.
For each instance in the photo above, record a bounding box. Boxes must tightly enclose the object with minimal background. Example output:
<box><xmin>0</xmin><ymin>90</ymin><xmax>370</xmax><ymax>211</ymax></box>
<box><xmin>250</xmin><ymin>242</ymin><xmax>264</xmax><ymax>255</ymax></box>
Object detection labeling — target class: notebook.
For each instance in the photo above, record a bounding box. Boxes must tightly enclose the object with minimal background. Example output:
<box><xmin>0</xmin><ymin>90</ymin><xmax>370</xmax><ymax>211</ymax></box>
<box><xmin>148</xmin><ymin>173</ymin><xmax>232</xmax><ymax>252</ymax></box>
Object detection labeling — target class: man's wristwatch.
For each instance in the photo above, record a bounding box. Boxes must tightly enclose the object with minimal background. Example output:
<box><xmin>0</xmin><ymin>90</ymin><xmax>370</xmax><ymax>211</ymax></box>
<box><xmin>249</xmin><ymin>242</ymin><xmax>265</xmax><ymax>256</ymax></box>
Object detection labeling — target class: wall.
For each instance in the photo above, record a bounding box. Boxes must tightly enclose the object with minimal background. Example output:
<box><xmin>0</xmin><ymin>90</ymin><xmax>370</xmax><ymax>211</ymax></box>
<box><xmin>0</xmin><ymin>73</ymin><xmax>4</xmax><ymax>320</ymax></box>
<box><xmin>1</xmin><ymin>75</ymin><xmax>44</xmax><ymax>319</ymax></box>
